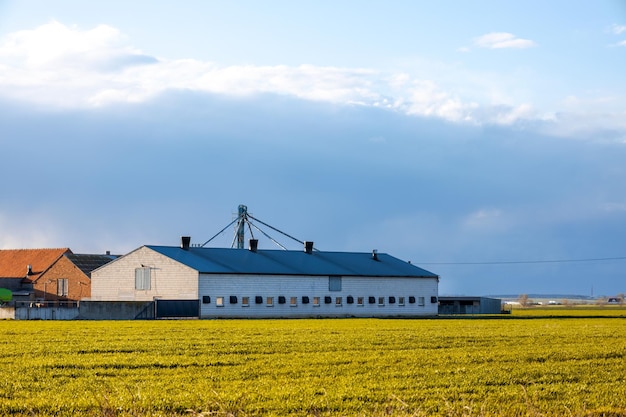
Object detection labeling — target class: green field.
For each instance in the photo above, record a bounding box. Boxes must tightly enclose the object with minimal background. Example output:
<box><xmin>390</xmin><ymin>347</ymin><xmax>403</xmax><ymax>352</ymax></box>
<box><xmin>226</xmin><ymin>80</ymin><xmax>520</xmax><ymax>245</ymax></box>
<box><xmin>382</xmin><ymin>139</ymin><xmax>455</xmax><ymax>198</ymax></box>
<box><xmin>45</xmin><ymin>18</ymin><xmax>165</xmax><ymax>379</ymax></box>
<box><xmin>1</xmin><ymin>315</ymin><xmax>625</xmax><ymax>416</ymax></box>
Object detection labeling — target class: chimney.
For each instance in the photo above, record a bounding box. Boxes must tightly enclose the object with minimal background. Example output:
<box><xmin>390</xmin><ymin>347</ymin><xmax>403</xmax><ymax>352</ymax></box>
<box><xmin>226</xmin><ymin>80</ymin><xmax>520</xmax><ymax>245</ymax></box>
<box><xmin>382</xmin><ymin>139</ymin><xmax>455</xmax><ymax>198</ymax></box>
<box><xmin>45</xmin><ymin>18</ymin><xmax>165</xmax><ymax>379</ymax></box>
<box><xmin>249</xmin><ymin>239</ymin><xmax>259</xmax><ymax>252</ymax></box>
<box><xmin>372</xmin><ymin>249</ymin><xmax>379</xmax><ymax>261</ymax></box>
<box><xmin>27</xmin><ymin>264</ymin><xmax>33</xmax><ymax>275</ymax></box>
<box><xmin>181</xmin><ymin>236</ymin><xmax>191</xmax><ymax>250</ymax></box>
<box><xmin>304</xmin><ymin>241</ymin><xmax>314</xmax><ymax>254</ymax></box>
<box><xmin>105</xmin><ymin>251</ymin><xmax>111</xmax><ymax>256</ymax></box>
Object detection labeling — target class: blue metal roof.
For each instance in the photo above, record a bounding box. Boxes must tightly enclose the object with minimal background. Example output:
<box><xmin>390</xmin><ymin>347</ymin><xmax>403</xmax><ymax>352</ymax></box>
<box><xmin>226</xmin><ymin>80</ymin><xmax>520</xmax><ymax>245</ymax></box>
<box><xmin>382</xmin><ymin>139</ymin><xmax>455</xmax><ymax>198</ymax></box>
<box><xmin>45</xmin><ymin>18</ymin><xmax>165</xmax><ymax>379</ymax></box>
<box><xmin>145</xmin><ymin>246</ymin><xmax>438</xmax><ymax>278</ymax></box>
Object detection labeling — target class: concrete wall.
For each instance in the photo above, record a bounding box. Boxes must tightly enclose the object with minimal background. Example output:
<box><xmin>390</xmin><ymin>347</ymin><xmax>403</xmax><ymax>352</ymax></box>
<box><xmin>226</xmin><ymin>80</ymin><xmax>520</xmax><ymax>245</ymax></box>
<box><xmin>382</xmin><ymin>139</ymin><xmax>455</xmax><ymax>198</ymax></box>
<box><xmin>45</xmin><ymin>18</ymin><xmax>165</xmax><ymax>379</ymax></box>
<box><xmin>9</xmin><ymin>306</ymin><xmax>80</xmax><ymax>320</ymax></box>
<box><xmin>1</xmin><ymin>302</ymin><xmax>154</xmax><ymax>320</ymax></box>
<box><xmin>199</xmin><ymin>274</ymin><xmax>439</xmax><ymax>318</ymax></box>
<box><xmin>78</xmin><ymin>301</ymin><xmax>155</xmax><ymax>320</ymax></box>
<box><xmin>91</xmin><ymin>246</ymin><xmax>198</xmax><ymax>301</ymax></box>
<box><xmin>0</xmin><ymin>306</ymin><xmax>14</xmax><ymax>319</ymax></box>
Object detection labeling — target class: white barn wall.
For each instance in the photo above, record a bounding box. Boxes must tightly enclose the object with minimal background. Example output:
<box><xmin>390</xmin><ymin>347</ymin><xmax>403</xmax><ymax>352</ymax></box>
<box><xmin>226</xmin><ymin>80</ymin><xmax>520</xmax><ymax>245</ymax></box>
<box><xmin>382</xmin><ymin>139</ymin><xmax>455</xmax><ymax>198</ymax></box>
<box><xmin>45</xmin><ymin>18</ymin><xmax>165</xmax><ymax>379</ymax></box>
<box><xmin>91</xmin><ymin>247</ymin><xmax>198</xmax><ymax>301</ymax></box>
<box><xmin>199</xmin><ymin>274</ymin><xmax>438</xmax><ymax>318</ymax></box>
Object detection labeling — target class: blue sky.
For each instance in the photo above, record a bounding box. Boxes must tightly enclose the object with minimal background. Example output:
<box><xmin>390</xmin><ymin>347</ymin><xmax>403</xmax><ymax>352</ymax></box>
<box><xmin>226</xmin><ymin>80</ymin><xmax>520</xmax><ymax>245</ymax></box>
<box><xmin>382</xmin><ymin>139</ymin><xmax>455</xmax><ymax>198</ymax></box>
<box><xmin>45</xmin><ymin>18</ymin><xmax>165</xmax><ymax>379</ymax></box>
<box><xmin>1</xmin><ymin>1</ymin><xmax>625</xmax><ymax>296</ymax></box>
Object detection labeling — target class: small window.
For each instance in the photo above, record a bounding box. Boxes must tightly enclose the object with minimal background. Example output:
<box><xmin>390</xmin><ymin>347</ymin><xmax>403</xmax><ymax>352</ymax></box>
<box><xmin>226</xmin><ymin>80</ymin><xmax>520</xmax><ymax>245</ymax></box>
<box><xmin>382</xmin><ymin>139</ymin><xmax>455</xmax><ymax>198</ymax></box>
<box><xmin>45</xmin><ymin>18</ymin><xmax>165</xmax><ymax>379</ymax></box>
<box><xmin>378</xmin><ymin>297</ymin><xmax>385</xmax><ymax>306</ymax></box>
<box><xmin>329</xmin><ymin>276</ymin><xmax>342</xmax><ymax>291</ymax></box>
<box><xmin>389</xmin><ymin>296</ymin><xmax>396</xmax><ymax>304</ymax></box>
<box><xmin>57</xmin><ymin>278</ymin><xmax>68</xmax><ymax>297</ymax></box>
<box><xmin>335</xmin><ymin>297</ymin><xmax>342</xmax><ymax>306</ymax></box>
<box><xmin>357</xmin><ymin>297</ymin><xmax>364</xmax><ymax>306</ymax></box>
<box><xmin>216</xmin><ymin>297</ymin><xmax>224</xmax><ymax>307</ymax></box>
<box><xmin>290</xmin><ymin>297</ymin><xmax>298</xmax><ymax>307</ymax></box>
<box><xmin>202</xmin><ymin>296</ymin><xmax>211</xmax><ymax>304</ymax></box>
<box><xmin>242</xmin><ymin>297</ymin><xmax>249</xmax><ymax>307</ymax></box>
<box><xmin>368</xmin><ymin>296</ymin><xmax>376</xmax><ymax>304</ymax></box>
<box><xmin>278</xmin><ymin>296</ymin><xmax>286</xmax><ymax>304</ymax></box>
<box><xmin>418</xmin><ymin>297</ymin><xmax>425</xmax><ymax>306</ymax></box>
<box><xmin>431</xmin><ymin>296</ymin><xmax>438</xmax><ymax>303</ymax></box>
<box><xmin>230</xmin><ymin>296</ymin><xmax>238</xmax><ymax>304</ymax></box>
<box><xmin>409</xmin><ymin>296</ymin><xmax>416</xmax><ymax>304</ymax></box>
<box><xmin>134</xmin><ymin>267</ymin><xmax>151</xmax><ymax>290</ymax></box>
<box><xmin>255</xmin><ymin>296</ymin><xmax>263</xmax><ymax>304</ymax></box>
<box><xmin>347</xmin><ymin>296</ymin><xmax>354</xmax><ymax>304</ymax></box>
<box><xmin>313</xmin><ymin>297</ymin><xmax>320</xmax><ymax>306</ymax></box>
<box><xmin>324</xmin><ymin>296</ymin><xmax>332</xmax><ymax>304</ymax></box>
<box><xmin>398</xmin><ymin>297</ymin><xmax>405</xmax><ymax>306</ymax></box>
<box><xmin>266</xmin><ymin>297</ymin><xmax>274</xmax><ymax>307</ymax></box>
<box><xmin>302</xmin><ymin>296</ymin><xmax>310</xmax><ymax>304</ymax></box>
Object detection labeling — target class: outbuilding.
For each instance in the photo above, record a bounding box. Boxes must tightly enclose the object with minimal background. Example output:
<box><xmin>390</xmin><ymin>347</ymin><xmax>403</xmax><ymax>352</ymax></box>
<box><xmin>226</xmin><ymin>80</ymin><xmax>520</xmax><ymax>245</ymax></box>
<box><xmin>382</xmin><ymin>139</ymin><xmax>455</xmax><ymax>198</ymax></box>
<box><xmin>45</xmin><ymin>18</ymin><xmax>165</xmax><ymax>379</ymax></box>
<box><xmin>91</xmin><ymin>238</ymin><xmax>439</xmax><ymax>318</ymax></box>
<box><xmin>438</xmin><ymin>296</ymin><xmax>504</xmax><ymax>315</ymax></box>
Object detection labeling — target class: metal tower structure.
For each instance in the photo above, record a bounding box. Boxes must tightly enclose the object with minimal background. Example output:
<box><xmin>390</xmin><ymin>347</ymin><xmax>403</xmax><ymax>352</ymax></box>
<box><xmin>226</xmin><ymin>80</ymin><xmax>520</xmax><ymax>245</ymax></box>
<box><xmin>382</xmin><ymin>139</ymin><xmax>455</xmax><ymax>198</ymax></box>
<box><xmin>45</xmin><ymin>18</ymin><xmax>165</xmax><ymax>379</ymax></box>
<box><xmin>235</xmin><ymin>204</ymin><xmax>247</xmax><ymax>249</ymax></box>
<box><xmin>200</xmin><ymin>204</ymin><xmax>315</xmax><ymax>251</ymax></box>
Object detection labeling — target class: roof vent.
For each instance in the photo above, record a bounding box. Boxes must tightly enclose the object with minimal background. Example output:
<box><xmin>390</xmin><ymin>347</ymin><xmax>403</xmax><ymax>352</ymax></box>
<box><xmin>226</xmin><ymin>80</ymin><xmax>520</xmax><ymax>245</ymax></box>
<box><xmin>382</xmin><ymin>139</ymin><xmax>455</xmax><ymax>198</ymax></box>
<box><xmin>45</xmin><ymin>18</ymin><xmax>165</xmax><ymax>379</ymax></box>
<box><xmin>249</xmin><ymin>239</ymin><xmax>259</xmax><ymax>252</ymax></box>
<box><xmin>181</xmin><ymin>236</ymin><xmax>191</xmax><ymax>250</ymax></box>
<box><xmin>372</xmin><ymin>250</ymin><xmax>379</xmax><ymax>261</ymax></box>
<box><xmin>304</xmin><ymin>241</ymin><xmax>314</xmax><ymax>254</ymax></box>
<box><xmin>27</xmin><ymin>264</ymin><xmax>33</xmax><ymax>276</ymax></box>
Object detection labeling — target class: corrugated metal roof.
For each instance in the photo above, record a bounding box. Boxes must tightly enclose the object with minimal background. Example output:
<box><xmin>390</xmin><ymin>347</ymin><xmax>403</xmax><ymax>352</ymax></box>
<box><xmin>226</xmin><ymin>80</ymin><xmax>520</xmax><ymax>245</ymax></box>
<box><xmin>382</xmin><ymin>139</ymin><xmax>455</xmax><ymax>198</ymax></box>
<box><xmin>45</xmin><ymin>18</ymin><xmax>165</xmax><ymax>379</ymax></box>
<box><xmin>146</xmin><ymin>246</ymin><xmax>437</xmax><ymax>278</ymax></box>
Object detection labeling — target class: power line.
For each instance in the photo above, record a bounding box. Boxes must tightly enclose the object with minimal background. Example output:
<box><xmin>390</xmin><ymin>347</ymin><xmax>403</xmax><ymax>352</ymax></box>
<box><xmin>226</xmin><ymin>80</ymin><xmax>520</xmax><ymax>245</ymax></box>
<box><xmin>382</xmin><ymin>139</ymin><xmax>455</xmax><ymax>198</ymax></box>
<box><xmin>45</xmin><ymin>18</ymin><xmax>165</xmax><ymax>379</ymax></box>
<box><xmin>417</xmin><ymin>256</ymin><xmax>626</xmax><ymax>265</ymax></box>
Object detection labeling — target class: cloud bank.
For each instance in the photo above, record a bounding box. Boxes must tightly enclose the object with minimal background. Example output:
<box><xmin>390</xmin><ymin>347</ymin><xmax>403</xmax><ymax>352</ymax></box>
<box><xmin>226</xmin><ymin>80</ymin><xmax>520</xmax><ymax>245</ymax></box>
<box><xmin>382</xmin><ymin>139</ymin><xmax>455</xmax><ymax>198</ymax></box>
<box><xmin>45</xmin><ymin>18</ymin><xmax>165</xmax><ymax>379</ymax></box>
<box><xmin>1</xmin><ymin>21</ymin><xmax>622</xmax><ymax>140</ymax></box>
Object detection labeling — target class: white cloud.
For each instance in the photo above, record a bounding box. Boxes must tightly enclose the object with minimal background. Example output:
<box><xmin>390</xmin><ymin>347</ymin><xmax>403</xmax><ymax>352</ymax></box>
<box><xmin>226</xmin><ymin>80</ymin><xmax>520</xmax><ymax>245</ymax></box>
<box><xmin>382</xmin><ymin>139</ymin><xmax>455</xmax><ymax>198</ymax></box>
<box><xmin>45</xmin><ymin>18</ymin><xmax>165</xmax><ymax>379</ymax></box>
<box><xmin>610</xmin><ymin>24</ymin><xmax>626</xmax><ymax>35</ymax></box>
<box><xmin>616</xmin><ymin>40</ymin><xmax>626</xmax><ymax>47</ymax></box>
<box><xmin>462</xmin><ymin>209</ymin><xmax>508</xmax><ymax>231</ymax></box>
<box><xmin>0</xmin><ymin>22</ymin><xmax>481</xmax><ymax>124</ymax></box>
<box><xmin>473</xmin><ymin>32</ymin><xmax>537</xmax><ymax>49</ymax></box>
<box><xmin>0</xmin><ymin>21</ymin><xmax>622</xmax><ymax>138</ymax></box>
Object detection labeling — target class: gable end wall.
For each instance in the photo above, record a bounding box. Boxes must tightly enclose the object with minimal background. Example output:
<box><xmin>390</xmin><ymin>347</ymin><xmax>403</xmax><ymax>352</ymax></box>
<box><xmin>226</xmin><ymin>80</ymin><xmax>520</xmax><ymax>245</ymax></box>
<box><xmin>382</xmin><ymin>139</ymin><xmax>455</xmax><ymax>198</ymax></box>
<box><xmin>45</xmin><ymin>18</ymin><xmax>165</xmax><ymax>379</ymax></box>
<box><xmin>91</xmin><ymin>247</ymin><xmax>198</xmax><ymax>301</ymax></box>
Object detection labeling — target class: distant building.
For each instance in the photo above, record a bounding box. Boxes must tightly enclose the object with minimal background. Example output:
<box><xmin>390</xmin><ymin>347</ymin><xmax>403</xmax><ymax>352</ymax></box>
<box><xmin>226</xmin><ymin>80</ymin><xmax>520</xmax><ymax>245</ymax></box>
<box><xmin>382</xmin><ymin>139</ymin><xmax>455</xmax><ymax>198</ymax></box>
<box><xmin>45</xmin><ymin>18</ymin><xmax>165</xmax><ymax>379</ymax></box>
<box><xmin>91</xmin><ymin>238</ymin><xmax>440</xmax><ymax>318</ymax></box>
<box><xmin>0</xmin><ymin>249</ymin><xmax>115</xmax><ymax>302</ymax></box>
<box><xmin>438</xmin><ymin>296</ymin><xmax>503</xmax><ymax>315</ymax></box>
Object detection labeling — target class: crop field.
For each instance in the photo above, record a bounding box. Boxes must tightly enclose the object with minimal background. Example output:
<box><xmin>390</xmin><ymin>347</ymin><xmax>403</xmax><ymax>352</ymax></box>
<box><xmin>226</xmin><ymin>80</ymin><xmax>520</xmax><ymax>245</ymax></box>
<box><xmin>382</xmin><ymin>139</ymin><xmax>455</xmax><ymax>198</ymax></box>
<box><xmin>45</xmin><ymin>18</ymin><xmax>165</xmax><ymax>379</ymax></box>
<box><xmin>1</xmin><ymin>316</ymin><xmax>625</xmax><ymax>416</ymax></box>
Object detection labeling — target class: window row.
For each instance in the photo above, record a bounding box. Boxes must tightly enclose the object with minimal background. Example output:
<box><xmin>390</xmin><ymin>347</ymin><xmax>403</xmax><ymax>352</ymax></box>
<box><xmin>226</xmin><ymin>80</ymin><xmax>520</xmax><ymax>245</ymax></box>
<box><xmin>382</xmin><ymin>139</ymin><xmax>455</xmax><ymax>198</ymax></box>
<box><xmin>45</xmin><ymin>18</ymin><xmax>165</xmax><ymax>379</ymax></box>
<box><xmin>202</xmin><ymin>295</ymin><xmax>437</xmax><ymax>307</ymax></box>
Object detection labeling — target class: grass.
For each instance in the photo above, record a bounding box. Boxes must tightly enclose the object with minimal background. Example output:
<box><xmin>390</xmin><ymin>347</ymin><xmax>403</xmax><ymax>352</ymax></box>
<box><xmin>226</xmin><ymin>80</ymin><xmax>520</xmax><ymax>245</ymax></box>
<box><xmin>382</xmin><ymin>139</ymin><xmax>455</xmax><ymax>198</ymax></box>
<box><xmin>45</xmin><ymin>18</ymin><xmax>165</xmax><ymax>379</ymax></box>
<box><xmin>511</xmin><ymin>305</ymin><xmax>626</xmax><ymax>317</ymax></box>
<box><xmin>0</xmin><ymin>316</ymin><xmax>625</xmax><ymax>416</ymax></box>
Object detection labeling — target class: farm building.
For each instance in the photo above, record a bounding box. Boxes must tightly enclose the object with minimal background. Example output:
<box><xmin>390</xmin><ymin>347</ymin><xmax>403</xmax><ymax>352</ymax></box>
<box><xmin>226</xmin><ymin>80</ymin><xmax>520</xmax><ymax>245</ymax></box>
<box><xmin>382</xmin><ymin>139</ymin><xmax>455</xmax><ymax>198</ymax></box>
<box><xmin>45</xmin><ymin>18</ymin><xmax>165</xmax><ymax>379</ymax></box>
<box><xmin>90</xmin><ymin>237</ymin><xmax>439</xmax><ymax>318</ymax></box>
<box><xmin>0</xmin><ymin>248</ymin><xmax>116</xmax><ymax>303</ymax></box>
<box><xmin>438</xmin><ymin>296</ymin><xmax>503</xmax><ymax>315</ymax></box>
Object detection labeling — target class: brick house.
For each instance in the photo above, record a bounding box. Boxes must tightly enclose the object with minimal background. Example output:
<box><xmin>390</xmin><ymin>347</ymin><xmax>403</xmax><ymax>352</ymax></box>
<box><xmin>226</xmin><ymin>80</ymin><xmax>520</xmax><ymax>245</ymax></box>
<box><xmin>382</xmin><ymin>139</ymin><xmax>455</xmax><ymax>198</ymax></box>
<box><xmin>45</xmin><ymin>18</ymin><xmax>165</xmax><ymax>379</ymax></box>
<box><xmin>0</xmin><ymin>249</ymin><xmax>115</xmax><ymax>302</ymax></box>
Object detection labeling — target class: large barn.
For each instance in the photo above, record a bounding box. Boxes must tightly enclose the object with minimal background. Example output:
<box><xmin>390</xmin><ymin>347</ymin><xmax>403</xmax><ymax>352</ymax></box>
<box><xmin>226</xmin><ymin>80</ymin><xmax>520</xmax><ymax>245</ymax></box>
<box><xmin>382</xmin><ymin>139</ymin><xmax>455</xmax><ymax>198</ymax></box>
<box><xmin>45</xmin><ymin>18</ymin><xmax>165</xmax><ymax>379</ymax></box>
<box><xmin>91</xmin><ymin>237</ymin><xmax>439</xmax><ymax>318</ymax></box>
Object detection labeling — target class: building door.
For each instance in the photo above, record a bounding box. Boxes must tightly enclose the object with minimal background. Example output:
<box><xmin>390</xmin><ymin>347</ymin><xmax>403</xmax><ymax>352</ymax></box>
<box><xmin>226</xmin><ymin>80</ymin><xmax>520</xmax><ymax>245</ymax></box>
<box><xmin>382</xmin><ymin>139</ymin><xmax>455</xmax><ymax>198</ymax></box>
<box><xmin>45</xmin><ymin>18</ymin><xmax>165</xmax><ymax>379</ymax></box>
<box><xmin>155</xmin><ymin>299</ymin><xmax>199</xmax><ymax>318</ymax></box>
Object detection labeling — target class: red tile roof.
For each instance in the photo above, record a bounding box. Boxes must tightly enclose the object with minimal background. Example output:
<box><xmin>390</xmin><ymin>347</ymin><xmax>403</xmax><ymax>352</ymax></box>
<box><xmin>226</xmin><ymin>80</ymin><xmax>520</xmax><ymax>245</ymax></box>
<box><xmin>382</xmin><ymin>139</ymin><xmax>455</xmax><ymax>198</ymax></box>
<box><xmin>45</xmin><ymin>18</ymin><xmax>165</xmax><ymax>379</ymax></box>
<box><xmin>0</xmin><ymin>248</ymin><xmax>72</xmax><ymax>282</ymax></box>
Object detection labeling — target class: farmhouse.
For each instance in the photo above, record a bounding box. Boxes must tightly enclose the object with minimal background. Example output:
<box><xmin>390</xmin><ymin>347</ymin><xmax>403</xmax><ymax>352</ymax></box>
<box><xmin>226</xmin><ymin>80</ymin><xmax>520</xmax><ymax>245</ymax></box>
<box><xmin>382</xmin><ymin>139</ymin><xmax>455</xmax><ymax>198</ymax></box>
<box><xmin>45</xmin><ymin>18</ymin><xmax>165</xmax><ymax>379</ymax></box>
<box><xmin>0</xmin><ymin>248</ymin><xmax>116</xmax><ymax>302</ymax></box>
<box><xmin>91</xmin><ymin>237</ymin><xmax>439</xmax><ymax>318</ymax></box>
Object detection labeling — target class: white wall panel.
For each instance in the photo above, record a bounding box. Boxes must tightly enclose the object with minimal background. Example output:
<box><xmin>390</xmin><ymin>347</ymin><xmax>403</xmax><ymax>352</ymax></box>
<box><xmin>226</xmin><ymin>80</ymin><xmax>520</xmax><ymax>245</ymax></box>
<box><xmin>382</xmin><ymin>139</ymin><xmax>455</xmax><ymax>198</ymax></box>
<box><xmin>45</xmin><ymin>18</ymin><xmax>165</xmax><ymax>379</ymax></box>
<box><xmin>199</xmin><ymin>274</ymin><xmax>438</xmax><ymax>318</ymax></box>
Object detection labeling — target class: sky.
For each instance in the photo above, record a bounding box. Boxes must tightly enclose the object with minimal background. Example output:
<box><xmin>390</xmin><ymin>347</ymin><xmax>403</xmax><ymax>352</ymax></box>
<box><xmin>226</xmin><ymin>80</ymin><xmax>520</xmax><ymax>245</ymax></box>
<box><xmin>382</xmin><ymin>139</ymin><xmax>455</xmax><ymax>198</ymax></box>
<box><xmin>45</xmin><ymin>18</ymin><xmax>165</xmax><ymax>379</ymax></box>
<box><xmin>1</xmin><ymin>1</ymin><xmax>625</xmax><ymax>296</ymax></box>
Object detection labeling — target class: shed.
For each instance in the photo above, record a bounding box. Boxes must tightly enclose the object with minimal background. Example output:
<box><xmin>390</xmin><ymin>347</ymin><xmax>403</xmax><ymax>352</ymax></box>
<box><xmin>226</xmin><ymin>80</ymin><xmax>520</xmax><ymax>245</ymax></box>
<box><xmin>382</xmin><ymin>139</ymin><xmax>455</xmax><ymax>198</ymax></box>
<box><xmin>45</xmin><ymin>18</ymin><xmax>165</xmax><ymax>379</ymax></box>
<box><xmin>438</xmin><ymin>296</ymin><xmax>503</xmax><ymax>315</ymax></box>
